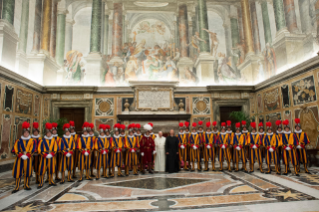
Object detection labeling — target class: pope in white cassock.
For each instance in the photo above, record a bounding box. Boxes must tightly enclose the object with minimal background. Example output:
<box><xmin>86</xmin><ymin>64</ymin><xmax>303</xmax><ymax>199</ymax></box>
<box><xmin>154</xmin><ymin>131</ymin><xmax>166</xmax><ymax>172</ymax></box>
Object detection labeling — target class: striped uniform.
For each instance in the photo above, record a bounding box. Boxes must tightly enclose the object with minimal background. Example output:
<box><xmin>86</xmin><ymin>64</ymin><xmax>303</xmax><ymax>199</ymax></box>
<box><xmin>239</xmin><ymin>132</ymin><xmax>249</xmax><ymax>172</ymax></box>
<box><xmin>248</xmin><ymin>133</ymin><xmax>263</xmax><ymax>172</ymax></box>
<box><xmin>189</xmin><ymin>133</ymin><xmax>200</xmax><ymax>171</ymax></box>
<box><xmin>95</xmin><ymin>135</ymin><xmax>111</xmax><ymax>177</ymax></box>
<box><xmin>177</xmin><ymin>132</ymin><xmax>188</xmax><ymax>169</ymax></box>
<box><xmin>263</xmin><ymin>133</ymin><xmax>280</xmax><ymax>174</ymax></box>
<box><xmin>125</xmin><ymin>135</ymin><xmax>140</xmax><ymax>175</ymax></box>
<box><xmin>110</xmin><ymin>135</ymin><xmax>123</xmax><ymax>168</ymax></box>
<box><xmin>232</xmin><ymin>133</ymin><xmax>242</xmax><ymax>171</ymax></box>
<box><xmin>198</xmin><ymin>131</ymin><xmax>205</xmax><ymax>170</ymax></box>
<box><xmin>281</xmin><ymin>132</ymin><xmax>299</xmax><ymax>174</ymax></box>
<box><xmin>31</xmin><ymin>136</ymin><xmax>42</xmax><ymax>183</ymax></box>
<box><xmin>90</xmin><ymin>135</ymin><xmax>97</xmax><ymax>175</ymax></box>
<box><xmin>203</xmin><ymin>132</ymin><xmax>214</xmax><ymax>171</ymax></box>
<box><xmin>71</xmin><ymin>133</ymin><xmax>79</xmax><ymax>176</ymax></box>
<box><xmin>54</xmin><ymin>135</ymin><xmax>62</xmax><ymax>179</ymax></box>
<box><xmin>134</xmin><ymin>133</ymin><xmax>143</xmax><ymax>171</ymax></box>
<box><xmin>38</xmin><ymin>137</ymin><xmax>58</xmax><ymax>186</ymax></box>
<box><xmin>59</xmin><ymin>135</ymin><xmax>75</xmax><ymax>172</ymax></box>
<box><xmin>218</xmin><ymin>133</ymin><xmax>232</xmax><ymax>171</ymax></box>
<box><xmin>12</xmin><ymin>137</ymin><xmax>35</xmax><ymax>190</ymax></box>
<box><xmin>293</xmin><ymin>131</ymin><xmax>310</xmax><ymax>173</ymax></box>
<box><xmin>78</xmin><ymin>135</ymin><xmax>92</xmax><ymax>171</ymax></box>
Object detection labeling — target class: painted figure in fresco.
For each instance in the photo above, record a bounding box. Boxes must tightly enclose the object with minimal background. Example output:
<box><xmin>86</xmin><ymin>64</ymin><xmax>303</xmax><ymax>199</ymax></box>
<box><xmin>158</xmin><ymin>56</ymin><xmax>177</xmax><ymax>80</ymax></box>
<box><xmin>217</xmin><ymin>53</ymin><xmax>237</xmax><ymax>83</ymax></box>
<box><xmin>202</xmin><ymin>28</ymin><xmax>219</xmax><ymax>57</ymax></box>
<box><xmin>173</xmin><ymin>48</ymin><xmax>181</xmax><ymax>62</ymax></box>
<box><xmin>235</xmin><ymin>41</ymin><xmax>246</xmax><ymax>66</ymax></box>
<box><xmin>110</xmin><ymin>62</ymin><xmax>124</xmax><ymax>84</ymax></box>
<box><xmin>180</xmin><ymin>67</ymin><xmax>198</xmax><ymax>85</ymax></box>
<box><xmin>189</xmin><ymin>32</ymin><xmax>207</xmax><ymax>54</ymax></box>
<box><xmin>65</xmin><ymin>51</ymin><xmax>86</xmax><ymax>84</ymax></box>
<box><xmin>263</xmin><ymin>43</ymin><xmax>277</xmax><ymax>77</ymax></box>
<box><xmin>125</xmin><ymin>56</ymin><xmax>138</xmax><ymax>81</ymax></box>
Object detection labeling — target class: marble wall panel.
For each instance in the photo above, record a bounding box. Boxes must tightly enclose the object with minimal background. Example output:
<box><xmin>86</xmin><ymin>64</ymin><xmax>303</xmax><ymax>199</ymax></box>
<box><xmin>43</xmin><ymin>95</ymin><xmax>51</xmax><ymax>119</ymax></box>
<box><xmin>263</xmin><ymin>87</ymin><xmax>281</xmax><ymax>112</ymax></box>
<box><xmin>192</xmin><ymin>97</ymin><xmax>211</xmax><ymax>115</ymax></box>
<box><xmin>0</xmin><ymin>114</ymin><xmax>11</xmax><ymax>159</ymax></box>
<box><xmin>95</xmin><ymin>98</ymin><xmax>114</xmax><ymax>116</ymax></box>
<box><xmin>15</xmin><ymin>89</ymin><xmax>33</xmax><ymax>115</ymax></box>
<box><xmin>34</xmin><ymin>94</ymin><xmax>40</xmax><ymax>116</ymax></box>
<box><xmin>281</xmin><ymin>84</ymin><xmax>290</xmax><ymax>108</ymax></box>
<box><xmin>3</xmin><ymin>85</ymin><xmax>14</xmax><ymax>112</ymax></box>
<box><xmin>257</xmin><ymin>93</ymin><xmax>263</xmax><ymax>113</ymax></box>
<box><xmin>292</xmin><ymin>75</ymin><xmax>317</xmax><ymax>106</ymax></box>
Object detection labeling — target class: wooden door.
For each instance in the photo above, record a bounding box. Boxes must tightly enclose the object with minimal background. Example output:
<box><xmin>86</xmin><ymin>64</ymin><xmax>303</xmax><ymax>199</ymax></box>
<box><xmin>60</xmin><ymin>108</ymin><xmax>85</xmax><ymax>134</ymax></box>
<box><xmin>220</xmin><ymin>106</ymin><xmax>242</xmax><ymax>127</ymax></box>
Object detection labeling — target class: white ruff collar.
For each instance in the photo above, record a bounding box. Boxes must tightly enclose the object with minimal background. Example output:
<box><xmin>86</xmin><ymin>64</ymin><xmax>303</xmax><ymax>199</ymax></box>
<box><xmin>197</xmin><ymin>130</ymin><xmax>203</xmax><ymax>133</ymax></box>
<box><xmin>206</xmin><ymin>131</ymin><xmax>212</xmax><ymax>135</ymax></box>
<box><xmin>71</xmin><ymin>132</ymin><xmax>76</xmax><ymax>135</ymax></box>
<box><xmin>144</xmin><ymin>134</ymin><xmax>150</xmax><ymax>137</ymax></box>
<box><xmin>251</xmin><ymin>132</ymin><xmax>257</xmax><ymax>135</ymax></box>
<box><xmin>135</xmin><ymin>133</ymin><xmax>141</xmax><ymax>136</ymax></box>
<box><xmin>258</xmin><ymin>132</ymin><xmax>264</xmax><ymax>135</ymax></box>
<box><xmin>120</xmin><ymin>134</ymin><xmax>125</xmax><ymax>137</ymax></box>
<box><xmin>31</xmin><ymin>135</ymin><xmax>40</xmax><ymax>139</ymax></box>
<box><xmin>295</xmin><ymin>129</ymin><xmax>302</xmax><ymax>133</ymax></box>
<box><xmin>242</xmin><ymin>130</ymin><xmax>248</xmax><ymax>133</ymax></box>
<box><xmin>128</xmin><ymin>135</ymin><xmax>135</xmax><ymax>138</ymax></box>
<box><xmin>106</xmin><ymin>135</ymin><xmax>111</xmax><ymax>138</ymax></box>
<box><xmin>213</xmin><ymin>131</ymin><xmax>219</xmax><ymax>134</ymax></box>
<box><xmin>226</xmin><ymin>130</ymin><xmax>232</xmax><ymax>134</ymax></box>
<box><xmin>191</xmin><ymin>132</ymin><xmax>197</xmax><ymax>135</ymax></box>
<box><xmin>114</xmin><ymin>134</ymin><xmax>120</xmax><ymax>139</ymax></box>
<box><xmin>89</xmin><ymin>134</ymin><xmax>94</xmax><ymax>137</ymax></box>
<box><xmin>235</xmin><ymin>132</ymin><xmax>241</xmax><ymax>136</ymax></box>
<box><xmin>150</xmin><ymin>133</ymin><xmax>154</xmax><ymax>135</ymax></box>
<box><xmin>179</xmin><ymin>132</ymin><xmax>184</xmax><ymax>135</ymax></box>
<box><xmin>63</xmin><ymin>135</ymin><xmax>71</xmax><ymax>138</ymax></box>
<box><xmin>276</xmin><ymin>130</ymin><xmax>283</xmax><ymax>134</ymax></box>
<box><xmin>284</xmin><ymin>131</ymin><xmax>291</xmax><ymax>134</ymax></box>
<box><xmin>184</xmin><ymin>131</ymin><xmax>190</xmax><ymax>133</ymax></box>
<box><xmin>52</xmin><ymin>134</ymin><xmax>58</xmax><ymax>137</ymax></box>
<box><xmin>21</xmin><ymin>135</ymin><xmax>31</xmax><ymax>140</ymax></box>
<box><xmin>99</xmin><ymin>135</ymin><xmax>106</xmax><ymax>138</ymax></box>
<box><xmin>82</xmin><ymin>134</ymin><xmax>89</xmax><ymax>138</ymax></box>
<box><xmin>44</xmin><ymin>135</ymin><xmax>53</xmax><ymax>140</ymax></box>
<box><xmin>220</xmin><ymin>132</ymin><xmax>227</xmax><ymax>135</ymax></box>
<box><xmin>267</xmin><ymin>132</ymin><xmax>273</xmax><ymax>136</ymax></box>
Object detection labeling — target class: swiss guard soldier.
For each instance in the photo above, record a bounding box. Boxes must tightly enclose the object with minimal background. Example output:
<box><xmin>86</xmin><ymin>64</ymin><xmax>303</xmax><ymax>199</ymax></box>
<box><xmin>78</xmin><ymin>122</ymin><xmax>93</xmax><ymax>181</ymax></box>
<box><xmin>70</xmin><ymin>121</ymin><xmax>79</xmax><ymax>179</ymax></box>
<box><xmin>219</xmin><ymin>122</ymin><xmax>232</xmax><ymax>171</ymax></box>
<box><xmin>177</xmin><ymin>123</ymin><xmax>188</xmax><ymax>170</ymax></box>
<box><xmin>203</xmin><ymin>122</ymin><xmax>213</xmax><ymax>171</ymax></box>
<box><xmin>125</xmin><ymin>124</ymin><xmax>140</xmax><ymax>176</ymax></box>
<box><xmin>189</xmin><ymin>123</ymin><xmax>200</xmax><ymax>172</ymax></box>
<box><xmin>31</xmin><ymin>122</ymin><xmax>42</xmax><ymax>184</ymax></box>
<box><xmin>52</xmin><ymin>122</ymin><xmax>61</xmax><ymax>181</ymax></box>
<box><xmin>110</xmin><ymin>123</ymin><xmax>124</xmax><ymax>177</ymax></box>
<box><xmin>248</xmin><ymin>122</ymin><xmax>263</xmax><ymax>173</ymax></box>
<box><xmin>263</xmin><ymin>122</ymin><xmax>280</xmax><ymax>175</ymax></box>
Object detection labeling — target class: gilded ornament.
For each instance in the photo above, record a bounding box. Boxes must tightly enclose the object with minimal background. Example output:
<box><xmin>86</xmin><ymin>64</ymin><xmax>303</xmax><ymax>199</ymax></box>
<box><xmin>99</xmin><ymin>101</ymin><xmax>111</xmax><ymax>112</ymax></box>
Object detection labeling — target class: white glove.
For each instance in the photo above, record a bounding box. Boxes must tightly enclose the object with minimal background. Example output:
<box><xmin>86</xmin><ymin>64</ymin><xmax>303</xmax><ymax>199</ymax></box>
<box><xmin>141</xmin><ymin>152</ymin><xmax>144</xmax><ymax>156</ymax></box>
<box><xmin>252</xmin><ymin>145</ymin><xmax>257</xmax><ymax>149</ymax></box>
<box><xmin>153</xmin><ymin>151</ymin><xmax>156</xmax><ymax>155</ymax></box>
<box><xmin>236</xmin><ymin>146</ymin><xmax>241</xmax><ymax>151</ymax></box>
<box><xmin>116</xmin><ymin>149</ymin><xmax>120</xmax><ymax>153</ymax></box>
<box><xmin>180</xmin><ymin>145</ymin><xmax>185</xmax><ymax>149</ymax></box>
<box><xmin>131</xmin><ymin>149</ymin><xmax>135</xmax><ymax>153</ymax></box>
<box><xmin>269</xmin><ymin>148</ymin><xmax>274</xmax><ymax>152</ymax></box>
<box><xmin>222</xmin><ymin>145</ymin><xmax>226</xmax><ymax>149</ymax></box>
<box><xmin>84</xmin><ymin>152</ymin><xmax>89</xmax><ymax>156</ymax></box>
<box><xmin>297</xmin><ymin>145</ymin><xmax>301</xmax><ymax>149</ymax></box>
<box><xmin>46</xmin><ymin>154</ymin><xmax>53</xmax><ymax>159</ymax></box>
<box><xmin>206</xmin><ymin>145</ymin><xmax>211</xmax><ymax>149</ymax></box>
<box><xmin>285</xmin><ymin>147</ymin><xmax>291</xmax><ymax>151</ymax></box>
<box><xmin>193</xmin><ymin>146</ymin><xmax>197</xmax><ymax>150</ymax></box>
<box><xmin>66</xmin><ymin>153</ymin><xmax>72</xmax><ymax>157</ymax></box>
<box><xmin>21</xmin><ymin>155</ymin><xmax>28</xmax><ymax>160</ymax></box>
<box><xmin>102</xmin><ymin>151</ymin><xmax>107</xmax><ymax>155</ymax></box>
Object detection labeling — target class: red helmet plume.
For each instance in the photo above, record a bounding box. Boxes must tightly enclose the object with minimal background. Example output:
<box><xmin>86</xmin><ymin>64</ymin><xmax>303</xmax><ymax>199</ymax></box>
<box><xmin>135</xmin><ymin>123</ymin><xmax>141</xmax><ymax>129</ymax></box>
<box><xmin>184</xmin><ymin>121</ymin><xmax>190</xmax><ymax>128</ymax></box>
<box><xmin>99</xmin><ymin>124</ymin><xmax>105</xmax><ymax>130</ymax></box>
<box><xmin>250</xmin><ymin>122</ymin><xmax>256</xmax><ymax>129</ymax></box>
<box><xmin>258</xmin><ymin>122</ymin><xmax>264</xmax><ymax>128</ymax></box>
<box><xmin>226</xmin><ymin>120</ymin><xmax>231</xmax><ymax>127</ymax></box>
<box><xmin>105</xmin><ymin>124</ymin><xmax>111</xmax><ymax>131</ymax></box>
<box><xmin>121</xmin><ymin>124</ymin><xmax>126</xmax><ymax>130</ymax></box>
<box><xmin>198</xmin><ymin>120</ymin><xmax>203</xmax><ymax>126</ymax></box>
<box><xmin>294</xmin><ymin>118</ymin><xmax>301</xmax><ymax>128</ymax></box>
<box><xmin>275</xmin><ymin>120</ymin><xmax>282</xmax><ymax>126</ymax></box>
<box><xmin>283</xmin><ymin>120</ymin><xmax>289</xmax><ymax>126</ymax></box>
<box><xmin>89</xmin><ymin>123</ymin><xmax>94</xmax><ymax>130</ymax></box>
<box><xmin>206</xmin><ymin>122</ymin><xmax>211</xmax><ymax>128</ymax></box>
<box><xmin>266</xmin><ymin>122</ymin><xmax>272</xmax><ymax>128</ymax></box>
<box><xmin>22</xmin><ymin>122</ymin><xmax>30</xmax><ymax>130</ymax></box>
<box><xmin>235</xmin><ymin>122</ymin><xmax>241</xmax><ymax>129</ymax></box>
<box><xmin>221</xmin><ymin>122</ymin><xmax>226</xmax><ymax>128</ymax></box>
<box><xmin>69</xmin><ymin>121</ymin><xmax>75</xmax><ymax>127</ymax></box>
<box><xmin>45</xmin><ymin>123</ymin><xmax>53</xmax><ymax>130</ymax></box>
<box><xmin>52</xmin><ymin>122</ymin><xmax>58</xmax><ymax>129</ymax></box>
<box><xmin>148</xmin><ymin>123</ymin><xmax>153</xmax><ymax>127</ymax></box>
<box><xmin>33</xmin><ymin>122</ymin><xmax>39</xmax><ymax>129</ymax></box>
<box><xmin>82</xmin><ymin>122</ymin><xmax>89</xmax><ymax>130</ymax></box>
<box><xmin>179</xmin><ymin>123</ymin><xmax>184</xmax><ymax>128</ymax></box>
<box><xmin>241</xmin><ymin>120</ymin><xmax>246</xmax><ymax>127</ymax></box>
<box><xmin>212</xmin><ymin>121</ymin><xmax>217</xmax><ymax>127</ymax></box>
<box><xmin>192</xmin><ymin>122</ymin><xmax>197</xmax><ymax>128</ymax></box>
<box><xmin>63</xmin><ymin>123</ymin><xmax>70</xmax><ymax>131</ymax></box>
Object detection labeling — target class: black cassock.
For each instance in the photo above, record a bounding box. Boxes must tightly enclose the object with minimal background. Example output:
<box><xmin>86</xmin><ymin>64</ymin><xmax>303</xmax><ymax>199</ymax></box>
<box><xmin>165</xmin><ymin>136</ymin><xmax>180</xmax><ymax>173</ymax></box>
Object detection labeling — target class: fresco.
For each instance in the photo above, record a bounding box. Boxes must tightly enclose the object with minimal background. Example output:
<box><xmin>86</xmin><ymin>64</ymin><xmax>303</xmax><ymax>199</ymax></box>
<box><xmin>292</xmin><ymin>75</ymin><xmax>317</xmax><ymax>105</ymax></box>
<box><xmin>263</xmin><ymin>88</ymin><xmax>281</xmax><ymax>112</ymax></box>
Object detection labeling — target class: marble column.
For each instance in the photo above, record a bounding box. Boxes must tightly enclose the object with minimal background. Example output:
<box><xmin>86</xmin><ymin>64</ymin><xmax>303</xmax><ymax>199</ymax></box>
<box><xmin>41</xmin><ymin>0</ymin><xmax>52</xmax><ymax>52</ymax></box>
<box><xmin>18</xmin><ymin>0</ymin><xmax>29</xmax><ymax>53</ymax></box>
<box><xmin>56</xmin><ymin>9</ymin><xmax>66</xmax><ymax>66</ymax></box>
<box><xmin>223</xmin><ymin>23</ymin><xmax>232</xmax><ymax>57</ymax></box>
<box><xmin>237</xmin><ymin>6</ymin><xmax>245</xmax><ymax>43</ymax></box>
<box><xmin>90</xmin><ymin>0</ymin><xmax>102</xmax><ymax>53</ymax></box>
<box><xmin>31</xmin><ymin>0</ymin><xmax>43</xmax><ymax>53</ymax></box>
<box><xmin>110</xmin><ymin>3</ymin><xmax>123</xmax><ymax>62</ymax></box>
<box><xmin>261</xmin><ymin>1</ymin><xmax>272</xmax><ymax>44</ymax></box>
<box><xmin>192</xmin><ymin>15</ymin><xmax>197</xmax><ymax>56</ymax></box>
<box><xmin>64</xmin><ymin>18</ymin><xmax>74</xmax><ymax>54</ymax></box>
<box><xmin>103</xmin><ymin>13</ymin><xmax>109</xmax><ymax>55</ymax></box>
<box><xmin>0</xmin><ymin>0</ymin><xmax>18</xmax><ymax>71</ymax></box>
<box><xmin>50</xmin><ymin>0</ymin><xmax>58</xmax><ymax>58</ymax></box>
<box><xmin>178</xmin><ymin>4</ymin><xmax>189</xmax><ymax>57</ymax></box>
<box><xmin>283</xmin><ymin>0</ymin><xmax>299</xmax><ymax>33</ymax></box>
<box><xmin>174</xmin><ymin>20</ymin><xmax>180</xmax><ymax>49</ymax></box>
<box><xmin>298</xmin><ymin>0</ymin><xmax>313</xmax><ymax>34</ymax></box>
<box><xmin>2</xmin><ymin>0</ymin><xmax>15</xmax><ymax>25</ymax></box>
<box><xmin>197</xmin><ymin>0</ymin><xmax>210</xmax><ymax>53</ymax></box>
<box><xmin>16</xmin><ymin>0</ymin><xmax>29</xmax><ymax>75</ymax></box>
<box><xmin>230</xmin><ymin>17</ymin><xmax>240</xmax><ymax>70</ymax></box>
<box><xmin>122</xmin><ymin>13</ymin><xmax>126</xmax><ymax>44</ymax></box>
<box><xmin>241</xmin><ymin>0</ymin><xmax>254</xmax><ymax>55</ymax></box>
<box><xmin>250</xmin><ymin>2</ymin><xmax>261</xmax><ymax>54</ymax></box>
<box><xmin>273</xmin><ymin>0</ymin><xmax>287</xmax><ymax>33</ymax></box>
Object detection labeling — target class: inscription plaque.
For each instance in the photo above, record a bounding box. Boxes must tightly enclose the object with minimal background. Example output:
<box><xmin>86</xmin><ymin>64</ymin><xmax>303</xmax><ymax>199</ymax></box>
<box><xmin>138</xmin><ymin>91</ymin><xmax>171</xmax><ymax>109</ymax></box>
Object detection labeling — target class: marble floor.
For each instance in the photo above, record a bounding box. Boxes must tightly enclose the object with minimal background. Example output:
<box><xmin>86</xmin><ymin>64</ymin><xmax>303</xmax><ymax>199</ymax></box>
<box><xmin>1</xmin><ymin>164</ymin><xmax>319</xmax><ymax>212</ymax></box>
